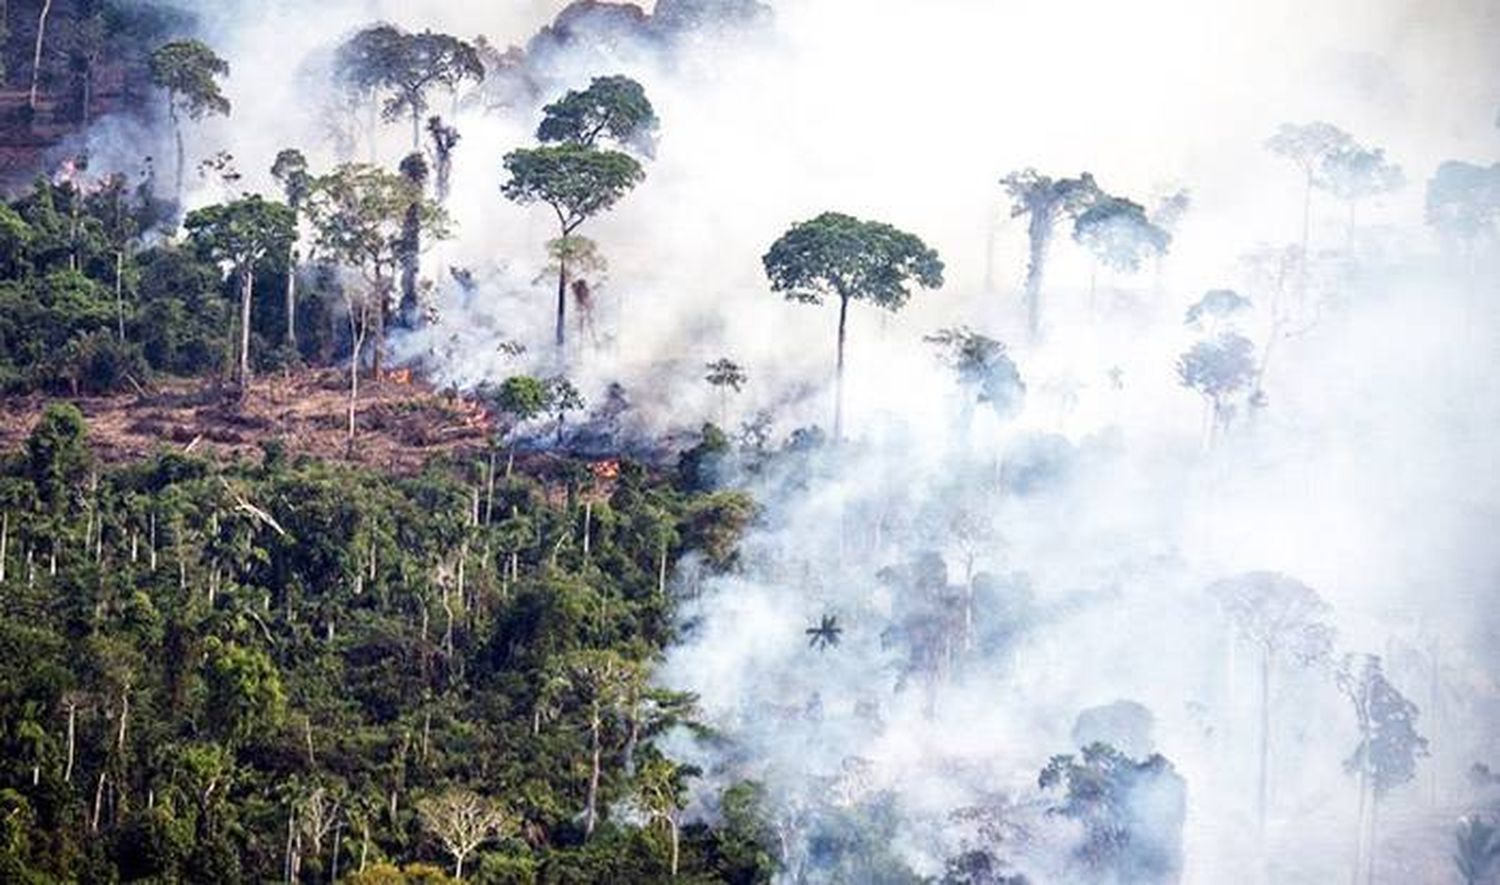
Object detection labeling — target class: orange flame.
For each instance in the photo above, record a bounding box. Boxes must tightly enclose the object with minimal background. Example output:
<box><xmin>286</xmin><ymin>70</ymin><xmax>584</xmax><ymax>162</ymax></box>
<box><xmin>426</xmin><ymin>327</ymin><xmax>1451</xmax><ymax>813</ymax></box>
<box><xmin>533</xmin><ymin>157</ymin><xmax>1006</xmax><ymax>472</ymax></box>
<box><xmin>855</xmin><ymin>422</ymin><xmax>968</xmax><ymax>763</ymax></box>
<box><xmin>388</xmin><ymin>368</ymin><xmax>414</xmax><ymax>385</ymax></box>
<box><xmin>590</xmin><ymin>459</ymin><xmax>621</xmax><ymax>480</ymax></box>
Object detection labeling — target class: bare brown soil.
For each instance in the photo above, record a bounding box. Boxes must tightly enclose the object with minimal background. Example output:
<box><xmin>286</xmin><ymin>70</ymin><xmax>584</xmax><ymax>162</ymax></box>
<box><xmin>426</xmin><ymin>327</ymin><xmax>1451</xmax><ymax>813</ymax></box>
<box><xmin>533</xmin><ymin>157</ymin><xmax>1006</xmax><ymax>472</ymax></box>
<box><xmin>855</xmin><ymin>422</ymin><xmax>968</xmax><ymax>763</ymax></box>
<box><xmin>0</xmin><ymin>369</ymin><xmax>496</xmax><ymax>472</ymax></box>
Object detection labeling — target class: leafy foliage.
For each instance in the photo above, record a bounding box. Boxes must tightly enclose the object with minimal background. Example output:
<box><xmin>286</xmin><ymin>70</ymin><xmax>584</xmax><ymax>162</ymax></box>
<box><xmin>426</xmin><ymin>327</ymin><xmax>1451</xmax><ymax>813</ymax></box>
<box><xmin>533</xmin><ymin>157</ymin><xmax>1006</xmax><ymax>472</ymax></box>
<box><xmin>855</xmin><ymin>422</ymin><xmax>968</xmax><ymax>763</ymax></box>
<box><xmin>501</xmin><ymin>146</ymin><xmax>645</xmax><ymax>237</ymax></box>
<box><xmin>0</xmin><ymin>411</ymin><xmax>768</xmax><ymax>881</ymax></box>
<box><xmin>148</xmin><ymin>39</ymin><xmax>230</xmax><ymax>120</ymax></box>
<box><xmin>762</xmin><ymin>211</ymin><xmax>944</xmax><ymax>309</ymax></box>
<box><xmin>537</xmin><ymin>75</ymin><xmax>659</xmax><ymax>154</ymax></box>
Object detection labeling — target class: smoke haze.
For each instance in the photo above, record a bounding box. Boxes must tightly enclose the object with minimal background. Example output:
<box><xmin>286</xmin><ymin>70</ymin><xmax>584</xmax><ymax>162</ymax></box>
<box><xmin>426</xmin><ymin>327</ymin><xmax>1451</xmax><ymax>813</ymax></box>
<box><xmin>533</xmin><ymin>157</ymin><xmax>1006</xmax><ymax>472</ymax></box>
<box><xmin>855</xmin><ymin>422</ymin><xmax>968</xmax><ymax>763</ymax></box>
<box><xmin>95</xmin><ymin>0</ymin><xmax>1500</xmax><ymax>880</ymax></box>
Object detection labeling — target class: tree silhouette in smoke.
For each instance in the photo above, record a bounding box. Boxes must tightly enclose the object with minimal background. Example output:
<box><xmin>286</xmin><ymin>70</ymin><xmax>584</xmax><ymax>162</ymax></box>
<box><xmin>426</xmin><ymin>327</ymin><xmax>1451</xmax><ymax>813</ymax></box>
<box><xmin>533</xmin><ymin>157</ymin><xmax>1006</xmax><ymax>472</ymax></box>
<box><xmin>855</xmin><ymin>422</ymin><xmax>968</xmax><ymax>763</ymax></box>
<box><xmin>806</xmin><ymin>614</ymin><xmax>842</xmax><ymax>651</ymax></box>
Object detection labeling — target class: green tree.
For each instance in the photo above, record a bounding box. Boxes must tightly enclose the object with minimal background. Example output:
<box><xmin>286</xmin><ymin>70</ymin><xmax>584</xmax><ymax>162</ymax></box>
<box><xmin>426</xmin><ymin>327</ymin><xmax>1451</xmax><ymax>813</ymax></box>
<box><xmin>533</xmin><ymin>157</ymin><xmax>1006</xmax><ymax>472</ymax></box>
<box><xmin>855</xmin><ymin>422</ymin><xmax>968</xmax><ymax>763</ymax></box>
<box><xmin>502</xmin><ymin>145</ymin><xmax>645</xmax><ymax>349</ymax></box>
<box><xmin>148</xmin><ymin>40</ymin><xmax>231</xmax><ymax>208</ymax></box>
<box><xmin>1208</xmin><ymin>572</ymin><xmax>1334</xmax><ymax>837</ymax></box>
<box><xmin>202</xmin><ymin>639</ymin><xmax>285</xmax><ymax>746</ymax></box>
<box><xmin>1425</xmin><ymin>161</ymin><xmax>1500</xmax><ymax>270</ymax></box>
<box><xmin>632</xmin><ymin>753</ymin><xmax>695</xmax><ymax>877</ymax></box>
<box><xmin>537</xmin><ymin>74</ymin><xmax>659</xmax><ymax>153</ymax></box>
<box><xmin>1339</xmin><ymin>654</ymin><xmax>1428</xmax><ymax>885</ymax></box>
<box><xmin>270</xmin><ymin>148</ymin><xmax>312</xmax><ymax>348</ymax></box>
<box><xmin>1266</xmin><ymin>121</ymin><xmax>1355</xmax><ymax>284</ymax></box>
<box><xmin>485</xmin><ymin>375</ymin><xmax>548</xmax><ymax>478</ymax></box>
<box><xmin>1176</xmin><ymin>332</ymin><xmax>1257</xmax><ymax>445</ymax></box>
<box><xmin>183</xmin><ymin>196</ymin><xmax>297</xmax><ymax>389</ymax></box>
<box><xmin>704</xmin><ymin>358</ymin><xmax>747</xmax><ymax>426</ymax></box>
<box><xmin>1315</xmin><ymin>142</ymin><xmax>1404</xmax><ymax>253</ymax></box>
<box><xmin>426</xmin><ymin>116</ymin><xmax>460</xmax><ymax>203</ymax></box>
<box><xmin>336</xmin><ymin>25</ymin><xmax>482</xmax><ymax>150</ymax></box>
<box><xmin>555</xmin><ymin>649</ymin><xmax>648</xmax><ymax>838</ymax></box>
<box><xmin>762</xmin><ymin>211</ymin><xmax>943</xmax><ymax>439</ymax></box>
<box><xmin>1000</xmin><ymin>169</ymin><xmax>1100</xmax><ymax>338</ymax></box>
<box><xmin>544</xmin><ymin>376</ymin><xmax>585</xmax><ymax>446</ymax></box>
<box><xmin>25</xmin><ymin>402</ymin><xmax>91</xmax><ymax>514</ymax></box>
<box><xmin>304</xmin><ymin>163</ymin><xmax>447</xmax><ymax>443</ymax></box>
<box><xmin>1071</xmin><ymin>194</ymin><xmax>1170</xmax><ymax>303</ymax></box>
<box><xmin>926</xmin><ymin>327</ymin><xmax>1025</xmax><ymax>424</ymax></box>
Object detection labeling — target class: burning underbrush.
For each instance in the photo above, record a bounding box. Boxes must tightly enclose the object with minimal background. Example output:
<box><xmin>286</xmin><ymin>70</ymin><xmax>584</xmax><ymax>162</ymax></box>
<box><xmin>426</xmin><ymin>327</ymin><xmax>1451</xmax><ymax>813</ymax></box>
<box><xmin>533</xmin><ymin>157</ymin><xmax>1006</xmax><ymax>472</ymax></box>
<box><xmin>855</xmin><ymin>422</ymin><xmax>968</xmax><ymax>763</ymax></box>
<box><xmin>0</xmin><ymin>367</ymin><xmax>683</xmax><ymax>505</ymax></box>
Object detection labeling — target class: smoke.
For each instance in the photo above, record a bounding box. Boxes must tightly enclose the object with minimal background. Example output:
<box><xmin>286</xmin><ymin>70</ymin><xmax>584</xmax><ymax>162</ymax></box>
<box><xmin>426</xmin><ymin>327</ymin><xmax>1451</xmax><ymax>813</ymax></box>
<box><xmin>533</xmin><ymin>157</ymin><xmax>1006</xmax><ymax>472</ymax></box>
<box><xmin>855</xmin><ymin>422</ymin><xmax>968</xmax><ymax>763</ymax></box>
<box><xmin>87</xmin><ymin>0</ymin><xmax>1500</xmax><ymax>880</ymax></box>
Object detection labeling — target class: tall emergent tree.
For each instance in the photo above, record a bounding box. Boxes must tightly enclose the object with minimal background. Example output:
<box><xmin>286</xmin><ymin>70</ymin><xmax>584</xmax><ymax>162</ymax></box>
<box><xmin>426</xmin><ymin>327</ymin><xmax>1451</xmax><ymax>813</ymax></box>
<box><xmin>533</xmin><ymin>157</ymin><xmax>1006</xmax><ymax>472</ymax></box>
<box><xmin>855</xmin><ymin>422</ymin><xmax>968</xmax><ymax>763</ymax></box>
<box><xmin>149</xmin><ymin>40</ymin><xmax>231</xmax><ymax>208</ymax></box>
<box><xmin>763</xmin><ymin>211</ymin><xmax>944</xmax><ymax>439</ymax></box>
<box><xmin>1209</xmin><ymin>572</ymin><xmax>1334</xmax><ymax>836</ymax></box>
<box><xmin>503</xmin><ymin>75</ymin><xmax>656</xmax><ymax>351</ymax></box>
<box><xmin>332</xmin><ymin>23</ymin><xmax>404</xmax><ymax>160</ymax></box>
<box><xmin>537</xmin><ymin>74</ymin><xmax>660</xmax><ymax>154</ymax></box>
<box><xmin>1425</xmin><ymin>161</ymin><xmax>1500</xmax><ymax>268</ymax></box>
<box><xmin>1339</xmin><ymin>654</ymin><xmax>1427</xmax><ymax>885</ymax></box>
<box><xmin>1000</xmin><ymin>169</ymin><xmax>1101</xmax><ymax>338</ymax></box>
<box><xmin>704</xmin><ymin>357</ymin><xmax>747</xmax><ymax>425</ymax></box>
<box><xmin>1315</xmin><ymin>143</ymin><xmax>1404</xmax><ymax>253</ymax></box>
<box><xmin>1265</xmin><ymin>122</ymin><xmax>1354</xmax><ymax>273</ymax></box>
<box><xmin>1072</xmin><ymin>195</ymin><xmax>1170</xmax><ymax>302</ymax></box>
<box><xmin>184</xmin><ymin>196</ymin><xmax>296</xmax><ymax>390</ymax></box>
<box><xmin>396</xmin><ymin>152</ymin><xmax>430</xmax><ymax>326</ymax></box>
<box><xmin>27</xmin><ymin>0</ymin><xmax>55</xmax><ymax>116</ymax></box>
<box><xmin>502</xmin><ymin>147</ymin><xmax>644</xmax><ymax>349</ymax></box>
<box><xmin>335</xmin><ymin>25</ymin><xmax>483</xmax><ymax>151</ymax></box>
<box><xmin>926</xmin><ymin>326</ymin><xmax>1025</xmax><ymax>424</ymax></box>
<box><xmin>1177</xmin><ymin>332</ymin><xmax>1257</xmax><ymax>445</ymax></box>
<box><xmin>426</xmin><ymin>116</ymin><xmax>460</xmax><ymax>203</ymax></box>
<box><xmin>553</xmin><ymin>649</ymin><xmax>648</xmax><ymax>839</ymax></box>
<box><xmin>270</xmin><ymin>149</ymin><xmax>312</xmax><ymax>348</ymax></box>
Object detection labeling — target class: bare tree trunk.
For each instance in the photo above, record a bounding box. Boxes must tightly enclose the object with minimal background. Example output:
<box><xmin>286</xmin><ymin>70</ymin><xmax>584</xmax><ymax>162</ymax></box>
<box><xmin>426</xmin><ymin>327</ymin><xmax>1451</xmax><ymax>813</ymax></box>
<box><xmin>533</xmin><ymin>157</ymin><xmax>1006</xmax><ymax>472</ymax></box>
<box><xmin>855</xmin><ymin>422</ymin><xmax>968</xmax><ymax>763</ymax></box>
<box><xmin>116</xmin><ymin>251</ymin><xmax>126</xmax><ymax>341</ymax></box>
<box><xmin>670</xmin><ymin>818</ymin><xmax>680</xmax><ymax>877</ymax></box>
<box><xmin>238</xmin><ymin>266</ymin><xmax>254</xmax><ymax>389</ymax></box>
<box><xmin>117</xmin><ymin>687</ymin><xmax>130</xmax><ymax>755</ymax></box>
<box><xmin>284</xmin><ymin>805</ymin><xmax>297</xmax><ymax>884</ymax></box>
<box><xmin>330</xmin><ymin>823</ymin><xmax>342</xmax><ymax>884</ymax></box>
<box><xmin>583</xmin><ymin>500</ymin><xmax>592</xmax><ymax>564</ymax></box>
<box><xmin>834</xmin><ymin>293</ymin><xmax>849</xmax><ymax>441</ymax></box>
<box><xmin>286</xmin><ymin>242</ymin><xmax>298</xmax><ymax>348</ymax></box>
<box><xmin>1350</xmin><ymin>752</ymin><xmax>1369</xmax><ymax>883</ymax></box>
<box><xmin>171</xmin><ymin>101</ymin><xmax>185</xmax><ymax>209</ymax></box>
<box><xmin>367</xmin><ymin>98</ymin><xmax>377</xmax><ymax>164</ymax></box>
<box><xmin>485</xmin><ymin>449</ymin><xmax>498</xmax><ymax>524</ymax></box>
<box><xmin>1258</xmin><ymin>649</ymin><xmax>1272</xmax><ymax>838</ymax></box>
<box><xmin>346</xmin><ymin>296</ymin><xmax>368</xmax><ymax>451</ymax></box>
<box><xmin>64</xmin><ymin>700</ymin><xmax>76</xmax><ymax>783</ymax></box>
<box><xmin>27</xmin><ymin>0</ymin><xmax>53</xmax><ymax>115</ymax></box>
<box><xmin>1023</xmin><ymin>212</ymin><xmax>1051</xmax><ymax>340</ymax></box>
<box><xmin>91</xmin><ymin>771</ymin><xmax>106</xmax><ymax>831</ymax></box>
<box><xmin>585</xmin><ymin>708</ymin><xmax>602</xmax><ymax>837</ymax></box>
<box><xmin>555</xmin><ymin>245</ymin><xmax>568</xmax><ymax>349</ymax></box>
<box><xmin>1298</xmin><ymin>172</ymin><xmax>1313</xmax><ymax>310</ymax></box>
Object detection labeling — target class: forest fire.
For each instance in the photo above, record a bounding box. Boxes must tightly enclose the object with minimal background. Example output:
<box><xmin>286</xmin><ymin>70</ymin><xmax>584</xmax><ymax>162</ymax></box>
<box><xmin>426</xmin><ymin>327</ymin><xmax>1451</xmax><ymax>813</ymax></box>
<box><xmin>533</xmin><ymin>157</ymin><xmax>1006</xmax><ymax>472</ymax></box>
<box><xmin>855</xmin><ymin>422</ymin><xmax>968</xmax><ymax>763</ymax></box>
<box><xmin>590</xmin><ymin>458</ymin><xmax>621</xmax><ymax>480</ymax></box>
<box><xmin>387</xmin><ymin>367</ymin><xmax>414</xmax><ymax>385</ymax></box>
<box><xmin>461</xmin><ymin>406</ymin><xmax>491</xmax><ymax>430</ymax></box>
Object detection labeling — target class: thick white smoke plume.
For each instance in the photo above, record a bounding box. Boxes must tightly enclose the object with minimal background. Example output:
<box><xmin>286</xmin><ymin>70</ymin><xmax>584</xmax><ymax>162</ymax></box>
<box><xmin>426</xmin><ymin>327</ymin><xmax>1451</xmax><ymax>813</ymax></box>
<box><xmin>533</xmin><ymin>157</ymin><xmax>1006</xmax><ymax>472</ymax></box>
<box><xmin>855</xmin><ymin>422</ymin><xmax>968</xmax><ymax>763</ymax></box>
<box><xmin>100</xmin><ymin>0</ymin><xmax>1500</xmax><ymax>880</ymax></box>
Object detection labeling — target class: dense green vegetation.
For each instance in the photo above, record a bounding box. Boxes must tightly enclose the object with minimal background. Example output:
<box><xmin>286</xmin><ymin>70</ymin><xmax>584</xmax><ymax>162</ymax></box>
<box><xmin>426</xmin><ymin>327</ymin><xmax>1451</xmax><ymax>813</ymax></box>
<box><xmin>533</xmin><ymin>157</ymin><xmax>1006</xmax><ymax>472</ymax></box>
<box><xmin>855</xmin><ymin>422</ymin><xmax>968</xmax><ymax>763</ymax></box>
<box><xmin>0</xmin><ymin>172</ymin><xmax>346</xmax><ymax>395</ymax></box>
<box><xmin>0</xmin><ymin>403</ymin><xmax>774</xmax><ymax>882</ymax></box>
